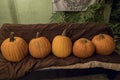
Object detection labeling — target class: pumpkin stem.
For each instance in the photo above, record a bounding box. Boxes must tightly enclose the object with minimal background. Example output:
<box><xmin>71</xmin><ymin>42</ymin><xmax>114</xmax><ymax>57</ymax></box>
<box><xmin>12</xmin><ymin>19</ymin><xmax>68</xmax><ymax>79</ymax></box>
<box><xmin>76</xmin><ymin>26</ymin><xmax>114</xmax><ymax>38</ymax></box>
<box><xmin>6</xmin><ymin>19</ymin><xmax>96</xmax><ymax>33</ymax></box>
<box><xmin>62</xmin><ymin>24</ymin><xmax>72</xmax><ymax>36</ymax></box>
<box><xmin>99</xmin><ymin>34</ymin><xmax>105</xmax><ymax>39</ymax></box>
<box><xmin>36</xmin><ymin>32</ymin><xmax>40</xmax><ymax>38</ymax></box>
<box><xmin>82</xmin><ymin>39</ymin><xmax>88</xmax><ymax>43</ymax></box>
<box><xmin>62</xmin><ymin>29</ymin><xmax>67</xmax><ymax>36</ymax></box>
<box><xmin>10</xmin><ymin>32</ymin><xmax>15</xmax><ymax>42</ymax></box>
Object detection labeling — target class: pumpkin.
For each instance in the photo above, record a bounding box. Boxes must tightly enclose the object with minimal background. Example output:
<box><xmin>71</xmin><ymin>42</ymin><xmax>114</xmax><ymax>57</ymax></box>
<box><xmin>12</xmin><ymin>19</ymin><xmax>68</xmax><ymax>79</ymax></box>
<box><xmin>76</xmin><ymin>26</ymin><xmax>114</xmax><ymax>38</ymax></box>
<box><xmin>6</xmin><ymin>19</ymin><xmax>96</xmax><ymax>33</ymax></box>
<box><xmin>52</xmin><ymin>29</ymin><xmax>72</xmax><ymax>58</ymax></box>
<box><xmin>29</xmin><ymin>32</ymin><xmax>51</xmax><ymax>58</ymax></box>
<box><xmin>92</xmin><ymin>34</ymin><xmax>116</xmax><ymax>55</ymax></box>
<box><xmin>1</xmin><ymin>32</ymin><xmax>28</xmax><ymax>62</ymax></box>
<box><xmin>73</xmin><ymin>38</ymin><xmax>95</xmax><ymax>58</ymax></box>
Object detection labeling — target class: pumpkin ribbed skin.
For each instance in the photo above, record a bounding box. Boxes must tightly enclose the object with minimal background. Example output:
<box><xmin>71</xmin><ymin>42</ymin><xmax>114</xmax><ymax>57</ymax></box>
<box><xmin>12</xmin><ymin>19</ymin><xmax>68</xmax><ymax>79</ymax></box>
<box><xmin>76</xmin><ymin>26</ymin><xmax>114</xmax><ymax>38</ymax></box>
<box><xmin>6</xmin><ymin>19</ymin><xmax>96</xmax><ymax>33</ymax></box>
<box><xmin>52</xmin><ymin>35</ymin><xmax>72</xmax><ymax>58</ymax></box>
<box><xmin>1</xmin><ymin>37</ymin><xmax>28</xmax><ymax>62</ymax></box>
<box><xmin>73</xmin><ymin>38</ymin><xmax>95</xmax><ymax>58</ymax></box>
<box><xmin>92</xmin><ymin>34</ymin><xmax>116</xmax><ymax>55</ymax></box>
<box><xmin>29</xmin><ymin>37</ymin><xmax>51</xmax><ymax>58</ymax></box>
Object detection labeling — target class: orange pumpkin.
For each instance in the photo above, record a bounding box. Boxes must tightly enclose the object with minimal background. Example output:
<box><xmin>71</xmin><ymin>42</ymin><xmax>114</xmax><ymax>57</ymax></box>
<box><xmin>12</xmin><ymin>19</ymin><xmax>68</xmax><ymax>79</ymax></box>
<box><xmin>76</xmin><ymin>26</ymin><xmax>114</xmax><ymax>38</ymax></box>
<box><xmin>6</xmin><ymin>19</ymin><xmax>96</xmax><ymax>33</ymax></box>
<box><xmin>52</xmin><ymin>29</ymin><xmax>72</xmax><ymax>58</ymax></box>
<box><xmin>1</xmin><ymin>32</ymin><xmax>28</xmax><ymax>62</ymax></box>
<box><xmin>92</xmin><ymin>34</ymin><xmax>116</xmax><ymax>55</ymax></box>
<box><xmin>29</xmin><ymin>32</ymin><xmax>51</xmax><ymax>58</ymax></box>
<box><xmin>73</xmin><ymin>38</ymin><xmax>95</xmax><ymax>58</ymax></box>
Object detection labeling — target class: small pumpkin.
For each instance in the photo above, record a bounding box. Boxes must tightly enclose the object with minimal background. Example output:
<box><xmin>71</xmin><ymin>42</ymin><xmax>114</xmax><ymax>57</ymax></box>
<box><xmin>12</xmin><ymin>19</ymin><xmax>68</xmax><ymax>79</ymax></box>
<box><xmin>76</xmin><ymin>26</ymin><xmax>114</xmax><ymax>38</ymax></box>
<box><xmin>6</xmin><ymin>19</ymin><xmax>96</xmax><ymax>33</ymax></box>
<box><xmin>52</xmin><ymin>29</ymin><xmax>72</xmax><ymax>58</ymax></box>
<box><xmin>73</xmin><ymin>38</ymin><xmax>95</xmax><ymax>58</ymax></box>
<box><xmin>1</xmin><ymin>32</ymin><xmax>28</xmax><ymax>62</ymax></box>
<box><xmin>92</xmin><ymin>34</ymin><xmax>116</xmax><ymax>55</ymax></box>
<box><xmin>29</xmin><ymin>32</ymin><xmax>51</xmax><ymax>58</ymax></box>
